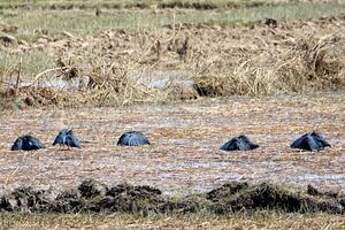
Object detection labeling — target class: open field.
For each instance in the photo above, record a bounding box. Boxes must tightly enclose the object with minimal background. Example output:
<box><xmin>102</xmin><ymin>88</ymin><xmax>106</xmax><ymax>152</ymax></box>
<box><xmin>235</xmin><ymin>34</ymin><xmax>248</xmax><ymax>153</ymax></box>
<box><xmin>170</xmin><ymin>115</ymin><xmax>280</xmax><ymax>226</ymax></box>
<box><xmin>0</xmin><ymin>0</ymin><xmax>345</xmax><ymax>228</ymax></box>
<box><xmin>1</xmin><ymin>0</ymin><xmax>345</xmax><ymax>108</ymax></box>
<box><xmin>1</xmin><ymin>212</ymin><xmax>344</xmax><ymax>229</ymax></box>
<box><xmin>0</xmin><ymin>95</ymin><xmax>344</xmax><ymax>195</ymax></box>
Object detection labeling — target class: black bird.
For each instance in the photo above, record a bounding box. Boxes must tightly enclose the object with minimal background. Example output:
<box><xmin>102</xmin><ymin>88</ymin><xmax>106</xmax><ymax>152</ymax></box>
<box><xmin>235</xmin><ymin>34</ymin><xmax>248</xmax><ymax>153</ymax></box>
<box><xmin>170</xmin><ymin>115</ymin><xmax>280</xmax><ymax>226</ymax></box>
<box><xmin>53</xmin><ymin>129</ymin><xmax>81</xmax><ymax>149</ymax></box>
<box><xmin>11</xmin><ymin>135</ymin><xmax>44</xmax><ymax>151</ymax></box>
<box><xmin>117</xmin><ymin>131</ymin><xmax>150</xmax><ymax>146</ymax></box>
<box><xmin>220</xmin><ymin>135</ymin><xmax>259</xmax><ymax>151</ymax></box>
<box><xmin>290</xmin><ymin>131</ymin><xmax>331</xmax><ymax>152</ymax></box>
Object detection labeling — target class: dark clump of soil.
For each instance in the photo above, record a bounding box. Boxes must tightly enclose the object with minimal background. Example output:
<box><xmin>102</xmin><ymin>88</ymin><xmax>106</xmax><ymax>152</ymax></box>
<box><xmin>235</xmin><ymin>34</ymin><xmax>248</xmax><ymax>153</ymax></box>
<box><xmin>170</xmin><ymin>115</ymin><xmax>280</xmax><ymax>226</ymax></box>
<box><xmin>206</xmin><ymin>181</ymin><xmax>250</xmax><ymax>201</ymax></box>
<box><xmin>78</xmin><ymin>179</ymin><xmax>108</xmax><ymax>199</ymax></box>
<box><xmin>85</xmin><ymin>184</ymin><xmax>165</xmax><ymax>215</ymax></box>
<box><xmin>264</xmin><ymin>18</ymin><xmax>278</xmax><ymax>28</ymax></box>
<box><xmin>0</xmin><ymin>180</ymin><xmax>343</xmax><ymax>215</ymax></box>
<box><xmin>52</xmin><ymin>190</ymin><xmax>82</xmax><ymax>213</ymax></box>
<box><xmin>158</xmin><ymin>2</ymin><xmax>218</xmax><ymax>10</ymax></box>
<box><xmin>207</xmin><ymin>182</ymin><xmax>344</xmax><ymax>214</ymax></box>
<box><xmin>193</xmin><ymin>77</ymin><xmax>228</xmax><ymax>97</ymax></box>
<box><xmin>0</xmin><ymin>187</ymin><xmax>54</xmax><ymax>212</ymax></box>
<box><xmin>307</xmin><ymin>184</ymin><xmax>338</xmax><ymax>199</ymax></box>
<box><xmin>161</xmin><ymin>195</ymin><xmax>211</xmax><ymax>214</ymax></box>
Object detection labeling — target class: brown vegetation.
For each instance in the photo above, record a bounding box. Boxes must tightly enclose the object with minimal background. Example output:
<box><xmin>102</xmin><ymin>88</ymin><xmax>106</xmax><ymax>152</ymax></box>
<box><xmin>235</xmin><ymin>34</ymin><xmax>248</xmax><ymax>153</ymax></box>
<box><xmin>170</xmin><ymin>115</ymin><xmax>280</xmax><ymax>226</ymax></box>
<box><xmin>1</xmin><ymin>15</ymin><xmax>345</xmax><ymax>108</ymax></box>
<box><xmin>0</xmin><ymin>1</ymin><xmax>344</xmax><ymax>228</ymax></box>
<box><xmin>0</xmin><ymin>95</ymin><xmax>344</xmax><ymax>195</ymax></box>
<box><xmin>0</xmin><ymin>212</ymin><xmax>343</xmax><ymax>229</ymax></box>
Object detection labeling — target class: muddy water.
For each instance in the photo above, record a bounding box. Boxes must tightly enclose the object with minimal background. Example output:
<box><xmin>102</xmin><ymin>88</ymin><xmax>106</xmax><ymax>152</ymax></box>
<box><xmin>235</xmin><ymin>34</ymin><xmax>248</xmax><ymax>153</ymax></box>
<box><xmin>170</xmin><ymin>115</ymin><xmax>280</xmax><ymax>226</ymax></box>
<box><xmin>0</xmin><ymin>94</ymin><xmax>344</xmax><ymax>195</ymax></box>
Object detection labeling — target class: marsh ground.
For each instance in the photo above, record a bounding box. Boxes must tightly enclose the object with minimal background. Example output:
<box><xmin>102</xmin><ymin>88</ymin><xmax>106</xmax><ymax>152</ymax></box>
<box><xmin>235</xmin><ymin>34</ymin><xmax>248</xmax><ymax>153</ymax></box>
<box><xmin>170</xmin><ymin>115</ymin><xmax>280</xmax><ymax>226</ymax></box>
<box><xmin>0</xmin><ymin>94</ymin><xmax>344</xmax><ymax>196</ymax></box>
<box><xmin>0</xmin><ymin>0</ymin><xmax>345</xmax><ymax>228</ymax></box>
<box><xmin>1</xmin><ymin>0</ymin><xmax>345</xmax><ymax>108</ymax></box>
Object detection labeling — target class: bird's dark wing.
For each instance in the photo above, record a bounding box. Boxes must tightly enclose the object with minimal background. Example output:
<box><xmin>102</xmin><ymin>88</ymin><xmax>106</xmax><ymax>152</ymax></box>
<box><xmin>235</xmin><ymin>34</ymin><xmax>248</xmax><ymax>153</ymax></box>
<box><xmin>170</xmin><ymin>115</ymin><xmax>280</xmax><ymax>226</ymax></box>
<box><xmin>307</xmin><ymin>136</ymin><xmax>321</xmax><ymax>152</ymax></box>
<box><xmin>117</xmin><ymin>131</ymin><xmax>150</xmax><ymax>146</ymax></box>
<box><xmin>11</xmin><ymin>137</ymin><xmax>23</xmax><ymax>151</ymax></box>
<box><xmin>53</xmin><ymin>129</ymin><xmax>70</xmax><ymax>145</ymax></box>
<box><xmin>117</xmin><ymin>133</ymin><xmax>129</xmax><ymax>146</ymax></box>
<box><xmin>290</xmin><ymin>133</ymin><xmax>309</xmax><ymax>149</ymax></box>
<box><xmin>238</xmin><ymin>135</ymin><xmax>250</xmax><ymax>143</ymax></box>
<box><xmin>238</xmin><ymin>135</ymin><xmax>259</xmax><ymax>150</ymax></box>
<box><xmin>291</xmin><ymin>134</ymin><xmax>319</xmax><ymax>151</ymax></box>
<box><xmin>53</xmin><ymin>133</ymin><xmax>63</xmax><ymax>145</ymax></box>
<box><xmin>66</xmin><ymin>135</ymin><xmax>81</xmax><ymax>148</ymax></box>
<box><xmin>30</xmin><ymin>136</ymin><xmax>44</xmax><ymax>149</ymax></box>
<box><xmin>128</xmin><ymin>132</ymin><xmax>149</xmax><ymax>146</ymax></box>
<box><xmin>311</xmin><ymin>132</ymin><xmax>331</xmax><ymax>148</ymax></box>
<box><xmin>221</xmin><ymin>138</ymin><xmax>240</xmax><ymax>151</ymax></box>
<box><xmin>21</xmin><ymin>136</ymin><xmax>44</xmax><ymax>150</ymax></box>
<box><xmin>66</xmin><ymin>129</ymin><xmax>74</xmax><ymax>135</ymax></box>
<box><xmin>247</xmin><ymin>142</ymin><xmax>259</xmax><ymax>150</ymax></box>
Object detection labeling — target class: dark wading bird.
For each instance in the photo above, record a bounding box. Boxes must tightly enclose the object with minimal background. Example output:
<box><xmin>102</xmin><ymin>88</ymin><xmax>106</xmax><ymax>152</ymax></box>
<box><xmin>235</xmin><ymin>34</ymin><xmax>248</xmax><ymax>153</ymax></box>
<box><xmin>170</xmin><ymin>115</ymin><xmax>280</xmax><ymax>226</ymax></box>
<box><xmin>11</xmin><ymin>135</ymin><xmax>44</xmax><ymax>151</ymax></box>
<box><xmin>220</xmin><ymin>135</ymin><xmax>259</xmax><ymax>151</ymax></box>
<box><xmin>53</xmin><ymin>129</ymin><xmax>81</xmax><ymax>149</ymax></box>
<box><xmin>290</xmin><ymin>131</ymin><xmax>331</xmax><ymax>152</ymax></box>
<box><xmin>117</xmin><ymin>131</ymin><xmax>150</xmax><ymax>146</ymax></box>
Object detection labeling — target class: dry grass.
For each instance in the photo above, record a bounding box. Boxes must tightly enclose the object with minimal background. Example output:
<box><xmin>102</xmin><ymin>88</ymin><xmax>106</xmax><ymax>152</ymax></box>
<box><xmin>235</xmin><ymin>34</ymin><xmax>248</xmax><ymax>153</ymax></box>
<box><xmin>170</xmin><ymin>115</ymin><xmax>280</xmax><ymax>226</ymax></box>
<box><xmin>0</xmin><ymin>95</ymin><xmax>344</xmax><ymax>195</ymax></box>
<box><xmin>0</xmin><ymin>212</ymin><xmax>344</xmax><ymax>229</ymax></box>
<box><xmin>1</xmin><ymin>3</ymin><xmax>344</xmax><ymax>228</ymax></box>
<box><xmin>1</xmin><ymin>1</ymin><xmax>345</xmax><ymax>108</ymax></box>
<box><xmin>2</xmin><ymin>15</ymin><xmax>345</xmax><ymax>108</ymax></box>
<box><xmin>0</xmin><ymin>93</ymin><xmax>344</xmax><ymax>225</ymax></box>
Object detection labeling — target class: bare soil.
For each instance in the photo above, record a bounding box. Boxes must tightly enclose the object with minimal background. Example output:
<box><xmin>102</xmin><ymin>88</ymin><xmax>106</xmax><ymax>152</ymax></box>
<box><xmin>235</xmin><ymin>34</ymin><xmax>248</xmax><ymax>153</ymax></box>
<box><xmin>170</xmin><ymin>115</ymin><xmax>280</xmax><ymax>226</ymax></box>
<box><xmin>0</xmin><ymin>94</ymin><xmax>344</xmax><ymax>197</ymax></box>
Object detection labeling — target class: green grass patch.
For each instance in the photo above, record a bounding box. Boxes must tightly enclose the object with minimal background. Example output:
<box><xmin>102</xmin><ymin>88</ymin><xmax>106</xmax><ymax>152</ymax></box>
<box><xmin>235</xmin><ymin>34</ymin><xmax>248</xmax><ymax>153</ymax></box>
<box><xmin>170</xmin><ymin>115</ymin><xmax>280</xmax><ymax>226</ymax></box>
<box><xmin>0</xmin><ymin>50</ymin><xmax>54</xmax><ymax>78</ymax></box>
<box><xmin>0</xmin><ymin>0</ymin><xmax>292</xmax><ymax>10</ymax></box>
<box><xmin>1</xmin><ymin>2</ymin><xmax>345</xmax><ymax>39</ymax></box>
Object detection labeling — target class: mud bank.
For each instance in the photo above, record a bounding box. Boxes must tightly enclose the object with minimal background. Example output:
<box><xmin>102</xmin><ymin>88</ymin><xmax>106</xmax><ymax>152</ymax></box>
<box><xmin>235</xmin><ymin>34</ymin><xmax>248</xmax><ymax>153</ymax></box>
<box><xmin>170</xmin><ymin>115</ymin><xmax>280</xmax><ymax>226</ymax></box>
<box><xmin>0</xmin><ymin>180</ymin><xmax>343</xmax><ymax>215</ymax></box>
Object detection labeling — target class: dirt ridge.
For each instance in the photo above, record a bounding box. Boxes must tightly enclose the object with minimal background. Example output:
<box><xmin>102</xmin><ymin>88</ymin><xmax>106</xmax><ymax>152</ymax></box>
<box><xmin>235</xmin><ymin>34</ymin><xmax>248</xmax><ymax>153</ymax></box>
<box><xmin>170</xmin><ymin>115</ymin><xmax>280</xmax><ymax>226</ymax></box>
<box><xmin>0</xmin><ymin>1</ymin><xmax>276</xmax><ymax>11</ymax></box>
<box><xmin>0</xmin><ymin>179</ymin><xmax>343</xmax><ymax>215</ymax></box>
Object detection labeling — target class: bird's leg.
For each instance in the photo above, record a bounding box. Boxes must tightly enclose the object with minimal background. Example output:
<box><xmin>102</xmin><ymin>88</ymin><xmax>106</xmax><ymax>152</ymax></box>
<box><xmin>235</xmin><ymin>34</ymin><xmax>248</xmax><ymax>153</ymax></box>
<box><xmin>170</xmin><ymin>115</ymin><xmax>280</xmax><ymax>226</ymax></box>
<box><xmin>60</xmin><ymin>144</ymin><xmax>66</xmax><ymax>151</ymax></box>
